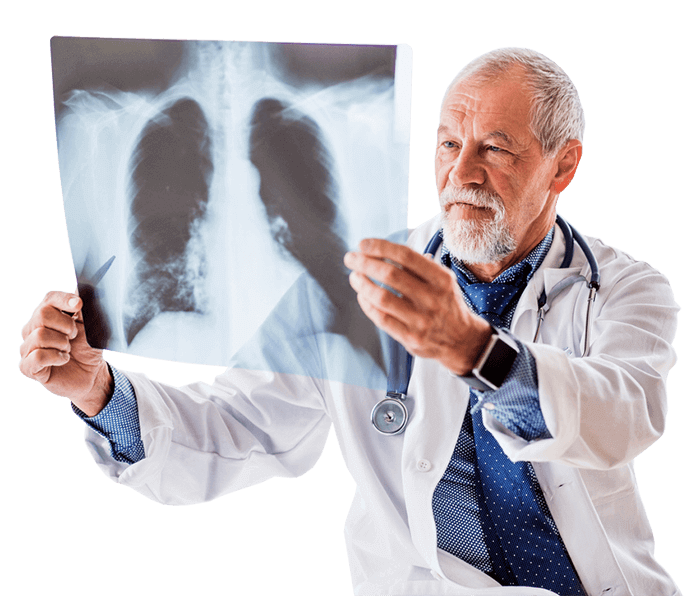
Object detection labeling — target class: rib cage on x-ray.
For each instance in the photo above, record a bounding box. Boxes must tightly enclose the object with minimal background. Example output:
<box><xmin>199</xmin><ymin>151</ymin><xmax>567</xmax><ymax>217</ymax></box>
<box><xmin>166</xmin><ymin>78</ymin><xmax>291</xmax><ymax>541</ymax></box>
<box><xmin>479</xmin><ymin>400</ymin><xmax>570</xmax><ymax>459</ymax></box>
<box><xmin>123</xmin><ymin>94</ymin><xmax>383</xmax><ymax>365</ymax></box>
<box><xmin>52</xmin><ymin>39</ymin><xmax>410</xmax><ymax>367</ymax></box>
<box><xmin>124</xmin><ymin>98</ymin><xmax>213</xmax><ymax>345</ymax></box>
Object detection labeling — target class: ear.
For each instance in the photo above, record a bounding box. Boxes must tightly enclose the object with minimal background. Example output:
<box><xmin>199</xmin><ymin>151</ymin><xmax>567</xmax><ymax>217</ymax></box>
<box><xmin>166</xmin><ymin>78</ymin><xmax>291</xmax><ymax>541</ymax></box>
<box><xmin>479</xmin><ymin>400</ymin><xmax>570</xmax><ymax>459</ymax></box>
<box><xmin>551</xmin><ymin>139</ymin><xmax>583</xmax><ymax>195</ymax></box>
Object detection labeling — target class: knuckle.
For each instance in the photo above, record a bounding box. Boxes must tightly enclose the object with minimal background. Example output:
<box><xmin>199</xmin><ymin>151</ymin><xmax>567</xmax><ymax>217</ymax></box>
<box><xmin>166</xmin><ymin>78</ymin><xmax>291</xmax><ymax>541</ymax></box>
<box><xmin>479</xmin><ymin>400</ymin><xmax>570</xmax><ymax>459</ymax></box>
<box><xmin>422</xmin><ymin>292</ymin><xmax>440</xmax><ymax>313</ymax></box>
<box><xmin>19</xmin><ymin>349</ymin><xmax>41</xmax><ymax>378</ymax></box>
<box><xmin>31</xmin><ymin>351</ymin><xmax>52</xmax><ymax>371</ymax></box>
<box><xmin>42</xmin><ymin>290</ymin><xmax>77</xmax><ymax>311</ymax></box>
<box><xmin>404</xmin><ymin>333</ymin><xmax>424</xmax><ymax>355</ymax></box>
<box><xmin>20</xmin><ymin>319</ymin><xmax>33</xmax><ymax>340</ymax></box>
<box><xmin>18</xmin><ymin>356</ymin><xmax>31</xmax><ymax>378</ymax></box>
<box><xmin>37</xmin><ymin>327</ymin><xmax>70</xmax><ymax>350</ymax></box>
<box><xmin>382</xmin><ymin>264</ymin><xmax>404</xmax><ymax>288</ymax></box>
<box><xmin>32</xmin><ymin>348</ymin><xmax>57</xmax><ymax>369</ymax></box>
<box><xmin>412</xmin><ymin>317</ymin><xmax>429</xmax><ymax>336</ymax></box>
<box><xmin>374</xmin><ymin>288</ymin><xmax>393</xmax><ymax>310</ymax></box>
<box><xmin>374</xmin><ymin>310</ymin><xmax>390</xmax><ymax>327</ymax></box>
<box><xmin>34</xmin><ymin>326</ymin><xmax>51</xmax><ymax>343</ymax></box>
<box><xmin>437</xmin><ymin>270</ymin><xmax>454</xmax><ymax>290</ymax></box>
<box><xmin>31</xmin><ymin>309</ymin><xmax>54</xmax><ymax>333</ymax></box>
<box><xmin>43</xmin><ymin>290</ymin><xmax>61</xmax><ymax>304</ymax></box>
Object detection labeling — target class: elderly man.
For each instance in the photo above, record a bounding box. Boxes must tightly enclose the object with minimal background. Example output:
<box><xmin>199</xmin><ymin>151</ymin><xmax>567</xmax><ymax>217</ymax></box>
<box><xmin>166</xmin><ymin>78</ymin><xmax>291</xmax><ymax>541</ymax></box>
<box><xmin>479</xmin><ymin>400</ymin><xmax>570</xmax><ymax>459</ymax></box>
<box><xmin>20</xmin><ymin>48</ymin><xmax>680</xmax><ymax>595</ymax></box>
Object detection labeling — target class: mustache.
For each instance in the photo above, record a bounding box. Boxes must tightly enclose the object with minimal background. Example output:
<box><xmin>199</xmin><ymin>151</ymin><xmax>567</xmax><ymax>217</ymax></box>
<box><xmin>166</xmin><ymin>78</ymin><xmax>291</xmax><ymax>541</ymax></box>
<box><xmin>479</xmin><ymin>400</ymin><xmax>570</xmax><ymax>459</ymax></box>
<box><xmin>439</xmin><ymin>186</ymin><xmax>504</xmax><ymax>211</ymax></box>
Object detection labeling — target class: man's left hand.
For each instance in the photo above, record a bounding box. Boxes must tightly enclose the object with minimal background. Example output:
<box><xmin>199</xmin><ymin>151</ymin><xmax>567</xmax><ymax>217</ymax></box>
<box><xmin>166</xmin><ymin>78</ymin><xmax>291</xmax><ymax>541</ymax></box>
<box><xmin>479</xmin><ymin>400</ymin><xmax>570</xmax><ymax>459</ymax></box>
<box><xmin>344</xmin><ymin>238</ymin><xmax>492</xmax><ymax>376</ymax></box>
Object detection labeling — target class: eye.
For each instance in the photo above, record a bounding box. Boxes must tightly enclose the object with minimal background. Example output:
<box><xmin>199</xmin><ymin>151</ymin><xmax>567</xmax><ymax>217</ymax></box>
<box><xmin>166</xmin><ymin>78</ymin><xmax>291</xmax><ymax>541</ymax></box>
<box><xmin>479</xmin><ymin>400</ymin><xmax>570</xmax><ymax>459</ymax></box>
<box><xmin>442</xmin><ymin>140</ymin><xmax>458</xmax><ymax>149</ymax></box>
<box><xmin>486</xmin><ymin>145</ymin><xmax>503</xmax><ymax>152</ymax></box>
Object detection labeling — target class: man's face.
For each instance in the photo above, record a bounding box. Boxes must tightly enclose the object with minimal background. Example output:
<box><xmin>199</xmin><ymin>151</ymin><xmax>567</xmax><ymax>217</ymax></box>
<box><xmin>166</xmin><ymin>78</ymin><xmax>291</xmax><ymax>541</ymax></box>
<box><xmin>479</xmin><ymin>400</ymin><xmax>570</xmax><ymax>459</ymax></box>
<box><xmin>435</xmin><ymin>67</ymin><xmax>561</xmax><ymax>269</ymax></box>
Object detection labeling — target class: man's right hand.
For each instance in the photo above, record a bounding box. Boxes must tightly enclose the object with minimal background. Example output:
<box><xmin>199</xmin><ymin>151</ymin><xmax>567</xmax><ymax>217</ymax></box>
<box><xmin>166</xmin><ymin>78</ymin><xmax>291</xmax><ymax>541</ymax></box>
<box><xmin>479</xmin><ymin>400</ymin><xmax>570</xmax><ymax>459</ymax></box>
<box><xmin>19</xmin><ymin>291</ymin><xmax>113</xmax><ymax>417</ymax></box>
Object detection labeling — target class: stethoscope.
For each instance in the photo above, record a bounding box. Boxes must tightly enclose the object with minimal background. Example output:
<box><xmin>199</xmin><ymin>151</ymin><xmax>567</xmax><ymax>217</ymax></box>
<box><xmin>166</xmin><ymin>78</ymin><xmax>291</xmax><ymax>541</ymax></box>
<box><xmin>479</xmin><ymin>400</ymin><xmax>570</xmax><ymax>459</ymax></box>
<box><xmin>371</xmin><ymin>215</ymin><xmax>601</xmax><ymax>435</ymax></box>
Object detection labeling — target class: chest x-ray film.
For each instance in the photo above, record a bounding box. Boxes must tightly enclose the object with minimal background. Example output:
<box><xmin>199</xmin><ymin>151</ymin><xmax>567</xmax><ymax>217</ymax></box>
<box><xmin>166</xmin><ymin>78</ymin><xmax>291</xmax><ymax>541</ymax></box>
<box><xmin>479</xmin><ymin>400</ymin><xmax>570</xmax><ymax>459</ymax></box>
<box><xmin>51</xmin><ymin>37</ymin><xmax>411</xmax><ymax>368</ymax></box>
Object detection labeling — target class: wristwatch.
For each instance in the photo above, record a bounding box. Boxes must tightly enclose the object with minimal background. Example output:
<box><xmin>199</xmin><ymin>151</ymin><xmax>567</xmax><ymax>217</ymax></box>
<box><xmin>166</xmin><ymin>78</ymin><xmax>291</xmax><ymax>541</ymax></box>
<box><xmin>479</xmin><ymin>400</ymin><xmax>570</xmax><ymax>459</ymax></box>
<box><xmin>463</xmin><ymin>326</ymin><xmax>520</xmax><ymax>392</ymax></box>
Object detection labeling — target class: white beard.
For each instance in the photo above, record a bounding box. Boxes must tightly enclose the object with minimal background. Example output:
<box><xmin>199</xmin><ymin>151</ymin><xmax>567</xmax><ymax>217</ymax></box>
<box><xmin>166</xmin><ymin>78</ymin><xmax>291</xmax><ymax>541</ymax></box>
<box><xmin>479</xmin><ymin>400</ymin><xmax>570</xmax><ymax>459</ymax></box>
<box><xmin>439</xmin><ymin>187</ymin><xmax>516</xmax><ymax>264</ymax></box>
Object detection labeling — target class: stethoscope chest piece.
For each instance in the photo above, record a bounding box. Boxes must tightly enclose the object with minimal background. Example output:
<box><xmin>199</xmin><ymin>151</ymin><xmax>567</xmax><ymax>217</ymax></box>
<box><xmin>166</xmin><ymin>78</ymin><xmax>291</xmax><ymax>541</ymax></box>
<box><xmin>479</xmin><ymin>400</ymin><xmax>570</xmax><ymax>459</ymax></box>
<box><xmin>371</xmin><ymin>393</ymin><xmax>408</xmax><ymax>435</ymax></box>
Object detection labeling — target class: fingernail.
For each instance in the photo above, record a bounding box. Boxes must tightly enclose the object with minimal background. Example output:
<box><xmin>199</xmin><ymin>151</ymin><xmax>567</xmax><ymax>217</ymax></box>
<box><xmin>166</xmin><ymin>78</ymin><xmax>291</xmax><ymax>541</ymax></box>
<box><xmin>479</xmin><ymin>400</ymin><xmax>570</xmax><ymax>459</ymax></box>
<box><xmin>68</xmin><ymin>297</ymin><xmax>79</xmax><ymax>308</ymax></box>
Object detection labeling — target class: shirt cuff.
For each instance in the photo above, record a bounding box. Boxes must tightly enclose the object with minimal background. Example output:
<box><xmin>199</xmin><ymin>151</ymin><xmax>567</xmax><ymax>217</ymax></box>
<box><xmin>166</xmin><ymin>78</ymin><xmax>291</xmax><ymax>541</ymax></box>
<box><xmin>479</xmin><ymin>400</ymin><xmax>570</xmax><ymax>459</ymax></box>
<box><xmin>467</xmin><ymin>335</ymin><xmax>551</xmax><ymax>441</ymax></box>
<box><xmin>72</xmin><ymin>364</ymin><xmax>145</xmax><ymax>464</ymax></box>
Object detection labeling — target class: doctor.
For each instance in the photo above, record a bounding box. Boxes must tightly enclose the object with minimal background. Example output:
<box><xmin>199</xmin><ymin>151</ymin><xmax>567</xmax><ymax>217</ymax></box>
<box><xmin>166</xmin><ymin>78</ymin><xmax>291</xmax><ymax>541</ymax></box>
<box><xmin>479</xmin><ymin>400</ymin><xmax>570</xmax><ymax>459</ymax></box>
<box><xmin>20</xmin><ymin>48</ymin><xmax>680</xmax><ymax>595</ymax></box>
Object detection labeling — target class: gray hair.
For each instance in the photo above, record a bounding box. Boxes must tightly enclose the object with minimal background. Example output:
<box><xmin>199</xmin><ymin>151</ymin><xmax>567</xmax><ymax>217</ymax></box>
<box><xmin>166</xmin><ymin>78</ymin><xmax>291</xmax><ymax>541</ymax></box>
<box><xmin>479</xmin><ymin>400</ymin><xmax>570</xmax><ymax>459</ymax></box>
<box><xmin>445</xmin><ymin>48</ymin><xmax>585</xmax><ymax>157</ymax></box>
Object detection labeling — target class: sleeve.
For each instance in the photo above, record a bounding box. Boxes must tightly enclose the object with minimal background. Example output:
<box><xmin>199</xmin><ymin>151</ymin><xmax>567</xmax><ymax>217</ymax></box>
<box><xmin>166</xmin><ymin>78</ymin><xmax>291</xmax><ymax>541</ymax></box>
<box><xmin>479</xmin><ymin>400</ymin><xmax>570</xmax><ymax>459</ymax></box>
<box><xmin>469</xmin><ymin>337</ymin><xmax>551</xmax><ymax>441</ymax></box>
<box><xmin>483</xmin><ymin>252</ymin><xmax>679</xmax><ymax>470</ymax></box>
<box><xmin>81</xmin><ymin>276</ymin><xmax>335</xmax><ymax>506</ymax></box>
<box><xmin>73</xmin><ymin>365</ymin><xmax>145</xmax><ymax>464</ymax></box>
<box><xmin>89</xmin><ymin>367</ymin><xmax>332</xmax><ymax>505</ymax></box>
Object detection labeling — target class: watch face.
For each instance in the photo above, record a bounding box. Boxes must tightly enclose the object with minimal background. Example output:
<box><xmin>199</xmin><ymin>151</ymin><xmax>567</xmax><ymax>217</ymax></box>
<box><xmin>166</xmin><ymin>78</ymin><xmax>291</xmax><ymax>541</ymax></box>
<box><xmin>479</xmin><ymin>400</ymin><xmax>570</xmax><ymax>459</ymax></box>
<box><xmin>480</xmin><ymin>335</ymin><xmax>519</xmax><ymax>389</ymax></box>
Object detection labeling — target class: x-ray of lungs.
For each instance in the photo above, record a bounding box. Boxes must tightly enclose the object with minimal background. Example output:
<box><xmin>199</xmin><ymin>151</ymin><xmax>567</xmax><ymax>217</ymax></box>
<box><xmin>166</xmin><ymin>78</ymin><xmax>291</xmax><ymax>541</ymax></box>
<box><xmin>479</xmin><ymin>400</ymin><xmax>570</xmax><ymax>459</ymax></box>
<box><xmin>51</xmin><ymin>37</ymin><xmax>411</xmax><ymax>373</ymax></box>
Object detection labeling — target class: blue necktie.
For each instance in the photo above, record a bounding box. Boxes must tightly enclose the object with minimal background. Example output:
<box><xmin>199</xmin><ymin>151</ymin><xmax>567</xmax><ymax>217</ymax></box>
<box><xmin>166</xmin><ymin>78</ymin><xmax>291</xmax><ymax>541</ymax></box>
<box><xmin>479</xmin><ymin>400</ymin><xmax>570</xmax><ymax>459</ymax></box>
<box><xmin>461</xmin><ymin>282</ymin><xmax>523</xmax><ymax>327</ymax></box>
<box><xmin>434</xmin><ymin>270</ymin><xmax>586</xmax><ymax>594</ymax></box>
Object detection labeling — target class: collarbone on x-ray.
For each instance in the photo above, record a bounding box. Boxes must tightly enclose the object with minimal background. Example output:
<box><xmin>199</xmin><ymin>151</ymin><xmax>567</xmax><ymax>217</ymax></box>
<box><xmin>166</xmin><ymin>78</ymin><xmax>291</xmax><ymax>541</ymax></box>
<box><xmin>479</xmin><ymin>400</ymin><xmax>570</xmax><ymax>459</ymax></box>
<box><xmin>53</xmin><ymin>38</ymin><xmax>410</xmax><ymax>367</ymax></box>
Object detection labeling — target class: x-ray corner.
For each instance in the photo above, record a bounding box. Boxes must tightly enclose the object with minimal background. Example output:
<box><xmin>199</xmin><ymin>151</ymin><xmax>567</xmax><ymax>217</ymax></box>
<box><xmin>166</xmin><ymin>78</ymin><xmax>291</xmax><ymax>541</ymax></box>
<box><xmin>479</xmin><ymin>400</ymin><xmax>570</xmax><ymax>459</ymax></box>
<box><xmin>51</xmin><ymin>37</ymin><xmax>412</xmax><ymax>377</ymax></box>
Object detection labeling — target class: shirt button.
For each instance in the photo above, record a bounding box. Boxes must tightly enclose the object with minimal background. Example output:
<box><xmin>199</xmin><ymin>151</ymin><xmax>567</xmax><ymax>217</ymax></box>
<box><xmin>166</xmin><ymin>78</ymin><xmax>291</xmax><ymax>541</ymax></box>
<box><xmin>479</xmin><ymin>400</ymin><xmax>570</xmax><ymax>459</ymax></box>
<box><xmin>416</xmin><ymin>459</ymin><xmax>432</xmax><ymax>472</ymax></box>
<box><xmin>483</xmin><ymin>402</ymin><xmax>496</xmax><ymax>411</ymax></box>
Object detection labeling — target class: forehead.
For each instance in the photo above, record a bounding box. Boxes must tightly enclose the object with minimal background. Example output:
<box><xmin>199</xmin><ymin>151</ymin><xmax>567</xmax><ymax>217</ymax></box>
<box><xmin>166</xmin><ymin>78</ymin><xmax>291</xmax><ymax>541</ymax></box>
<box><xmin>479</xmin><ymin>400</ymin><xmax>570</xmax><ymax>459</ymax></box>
<box><xmin>439</xmin><ymin>71</ymin><xmax>535</xmax><ymax>142</ymax></box>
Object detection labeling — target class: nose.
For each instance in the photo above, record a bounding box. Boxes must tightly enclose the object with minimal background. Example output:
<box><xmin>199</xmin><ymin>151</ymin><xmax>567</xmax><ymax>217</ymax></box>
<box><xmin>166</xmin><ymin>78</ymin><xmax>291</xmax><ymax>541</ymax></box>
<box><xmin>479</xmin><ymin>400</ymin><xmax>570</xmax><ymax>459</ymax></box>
<box><xmin>448</xmin><ymin>145</ymin><xmax>485</xmax><ymax>187</ymax></box>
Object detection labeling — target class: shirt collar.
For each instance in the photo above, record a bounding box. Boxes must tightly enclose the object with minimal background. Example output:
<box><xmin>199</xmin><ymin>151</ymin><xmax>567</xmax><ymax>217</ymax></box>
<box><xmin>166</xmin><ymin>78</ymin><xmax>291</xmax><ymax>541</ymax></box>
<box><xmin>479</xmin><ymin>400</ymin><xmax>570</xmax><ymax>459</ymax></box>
<box><xmin>440</xmin><ymin>226</ymin><xmax>555</xmax><ymax>287</ymax></box>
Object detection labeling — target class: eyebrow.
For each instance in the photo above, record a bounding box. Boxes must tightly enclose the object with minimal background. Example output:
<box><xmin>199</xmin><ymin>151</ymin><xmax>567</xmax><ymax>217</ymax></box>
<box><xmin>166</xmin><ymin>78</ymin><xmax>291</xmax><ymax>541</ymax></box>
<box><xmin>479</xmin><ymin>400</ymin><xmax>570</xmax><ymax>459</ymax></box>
<box><xmin>486</xmin><ymin>130</ymin><xmax>515</xmax><ymax>146</ymax></box>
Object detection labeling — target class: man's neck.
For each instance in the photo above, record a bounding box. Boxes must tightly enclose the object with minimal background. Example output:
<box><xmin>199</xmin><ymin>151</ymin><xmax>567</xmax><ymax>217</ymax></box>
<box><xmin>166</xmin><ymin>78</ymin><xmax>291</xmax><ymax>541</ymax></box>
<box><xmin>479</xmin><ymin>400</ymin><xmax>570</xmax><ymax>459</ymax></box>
<box><xmin>465</xmin><ymin>254</ymin><xmax>531</xmax><ymax>282</ymax></box>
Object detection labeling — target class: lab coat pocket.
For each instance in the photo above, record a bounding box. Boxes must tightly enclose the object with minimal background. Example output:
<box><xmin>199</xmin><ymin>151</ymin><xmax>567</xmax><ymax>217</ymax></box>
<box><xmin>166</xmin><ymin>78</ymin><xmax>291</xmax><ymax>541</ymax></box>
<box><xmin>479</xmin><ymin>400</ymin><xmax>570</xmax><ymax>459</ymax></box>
<box><xmin>581</xmin><ymin>463</ymin><xmax>654</xmax><ymax>556</ymax></box>
<box><xmin>579</xmin><ymin>464</ymin><xmax>637</xmax><ymax>507</ymax></box>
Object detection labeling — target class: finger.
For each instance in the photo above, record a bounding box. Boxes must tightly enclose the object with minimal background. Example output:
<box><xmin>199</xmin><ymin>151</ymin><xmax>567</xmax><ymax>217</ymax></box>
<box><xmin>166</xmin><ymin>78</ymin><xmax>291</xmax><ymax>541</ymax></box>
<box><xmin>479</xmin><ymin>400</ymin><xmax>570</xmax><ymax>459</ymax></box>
<box><xmin>348</xmin><ymin>239</ymin><xmax>456</xmax><ymax>296</ymax></box>
<box><xmin>346</xmin><ymin>253</ymin><xmax>415</xmax><ymax>300</ymax></box>
<box><xmin>345</xmin><ymin>250</ymin><xmax>455</xmax><ymax>310</ymax></box>
<box><xmin>22</xmin><ymin>294</ymin><xmax>81</xmax><ymax>340</ymax></box>
<box><xmin>355</xmin><ymin>238</ymin><xmax>443</xmax><ymax>282</ymax></box>
<box><xmin>43</xmin><ymin>291</ymin><xmax>82</xmax><ymax>313</ymax></box>
<box><xmin>356</xmin><ymin>291</ymin><xmax>411</xmax><ymax>344</ymax></box>
<box><xmin>21</xmin><ymin>305</ymin><xmax>79</xmax><ymax>341</ymax></box>
<box><xmin>349</xmin><ymin>269</ymin><xmax>448</xmax><ymax>350</ymax></box>
<box><xmin>356</xmin><ymin>292</ymin><xmax>440</xmax><ymax>360</ymax></box>
<box><xmin>19</xmin><ymin>346</ymin><xmax>71</xmax><ymax>381</ymax></box>
<box><xmin>19</xmin><ymin>326</ymin><xmax>73</xmax><ymax>359</ymax></box>
<box><xmin>349</xmin><ymin>270</ymin><xmax>415</xmax><ymax>324</ymax></box>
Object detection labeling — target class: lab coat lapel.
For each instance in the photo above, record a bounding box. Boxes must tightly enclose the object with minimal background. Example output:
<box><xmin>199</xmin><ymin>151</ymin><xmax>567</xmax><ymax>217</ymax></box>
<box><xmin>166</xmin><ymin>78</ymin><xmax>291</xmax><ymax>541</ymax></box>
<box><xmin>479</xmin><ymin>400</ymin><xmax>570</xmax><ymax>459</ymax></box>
<box><xmin>511</xmin><ymin>224</ymin><xmax>583</xmax><ymax>341</ymax></box>
<box><xmin>511</xmin><ymin>226</ymin><xmax>632</xmax><ymax>593</ymax></box>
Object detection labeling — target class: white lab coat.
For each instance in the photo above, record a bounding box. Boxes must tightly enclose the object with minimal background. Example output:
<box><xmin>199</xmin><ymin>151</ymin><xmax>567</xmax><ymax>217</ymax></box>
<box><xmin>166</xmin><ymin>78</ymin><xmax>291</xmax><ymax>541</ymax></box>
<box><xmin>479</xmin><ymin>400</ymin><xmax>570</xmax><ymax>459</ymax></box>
<box><xmin>86</xmin><ymin>216</ymin><xmax>681</xmax><ymax>596</ymax></box>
